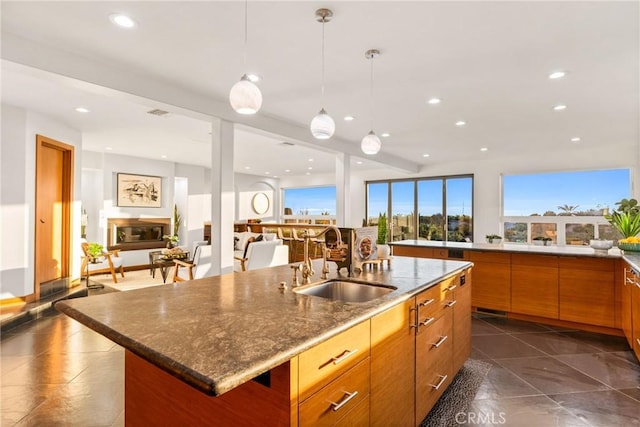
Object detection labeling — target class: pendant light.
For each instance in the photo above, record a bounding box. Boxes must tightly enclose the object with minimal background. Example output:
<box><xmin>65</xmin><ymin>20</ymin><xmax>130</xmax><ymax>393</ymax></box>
<box><xmin>229</xmin><ymin>0</ymin><xmax>262</xmax><ymax>115</ymax></box>
<box><xmin>361</xmin><ymin>49</ymin><xmax>381</xmax><ymax>155</ymax></box>
<box><xmin>310</xmin><ymin>8</ymin><xmax>335</xmax><ymax>140</ymax></box>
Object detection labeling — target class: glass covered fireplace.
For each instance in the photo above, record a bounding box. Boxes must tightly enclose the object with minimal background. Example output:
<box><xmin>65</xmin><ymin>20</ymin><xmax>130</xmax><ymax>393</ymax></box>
<box><xmin>107</xmin><ymin>218</ymin><xmax>171</xmax><ymax>251</ymax></box>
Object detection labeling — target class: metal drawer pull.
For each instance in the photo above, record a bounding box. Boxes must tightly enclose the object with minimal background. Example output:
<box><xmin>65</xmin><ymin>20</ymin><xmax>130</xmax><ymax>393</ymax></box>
<box><xmin>429</xmin><ymin>375</ymin><xmax>448</xmax><ymax>390</ymax></box>
<box><xmin>420</xmin><ymin>298</ymin><xmax>435</xmax><ymax>306</ymax></box>
<box><xmin>331</xmin><ymin>391</ymin><xmax>358</xmax><ymax>411</ymax></box>
<box><xmin>432</xmin><ymin>335</ymin><xmax>448</xmax><ymax>348</ymax></box>
<box><xmin>445</xmin><ymin>285</ymin><xmax>457</xmax><ymax>292</ymax></box>
<box><xmin>332</xmin><ymin>349</ymin><xmax>358</xmax><ymax>365</ymax></box>
<box><xmin>637</xmin><ymin>338</ymin><xmax>640</xmax><ymax>347</ymax></box>
<box><xmin>420</xmin><ymin>317</ymin><xmax>435</xmax><ymax>327</ymax></box>
<box><xmin>445</xmin><ymin>300</ymin><xmax>457</xmax><ymax>307</ymax></box>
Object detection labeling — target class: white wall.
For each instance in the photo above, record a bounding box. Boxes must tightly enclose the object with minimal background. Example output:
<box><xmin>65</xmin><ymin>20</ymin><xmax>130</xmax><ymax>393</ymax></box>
<box><xmin>1</xmin><ymin>105</ymin><xmax>82</xmax><ymax>299</ymax></box>
<box><xmin>279</xmin><ymin>143</ymin><xmax>638</xmax><ymax>242</ymax></box>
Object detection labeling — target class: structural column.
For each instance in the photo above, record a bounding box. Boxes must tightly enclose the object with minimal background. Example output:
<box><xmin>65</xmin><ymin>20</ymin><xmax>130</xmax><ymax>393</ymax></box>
<box><xmin>210</xmin><ymin>118</ymin><xmax>235</xmax><ymax>275</ymax></box>
<box><xmin>335</xmin><ymin>153</ymin><xmax>350</xmax><ymax>227</ymax></box>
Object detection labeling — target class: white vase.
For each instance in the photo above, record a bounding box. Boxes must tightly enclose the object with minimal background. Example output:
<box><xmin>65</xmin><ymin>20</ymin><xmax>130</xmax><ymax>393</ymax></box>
<box><xmin>377</xmin><ymin>244</ymin><xmax>391</xmax><ymax>259</ymax></box>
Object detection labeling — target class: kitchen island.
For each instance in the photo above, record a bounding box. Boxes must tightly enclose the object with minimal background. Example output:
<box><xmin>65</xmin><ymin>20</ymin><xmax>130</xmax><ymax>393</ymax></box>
<box><xmin>56</xmin><ymin>256</ymin><xmax>472</xmax><ymax>426</ymax></box>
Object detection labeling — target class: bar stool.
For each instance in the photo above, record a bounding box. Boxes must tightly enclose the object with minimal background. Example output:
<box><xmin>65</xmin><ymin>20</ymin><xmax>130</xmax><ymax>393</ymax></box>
<box><xmin>277</xmin><ymin>227</ymin><xmax>296</xmax><ymax>263</ymax></box>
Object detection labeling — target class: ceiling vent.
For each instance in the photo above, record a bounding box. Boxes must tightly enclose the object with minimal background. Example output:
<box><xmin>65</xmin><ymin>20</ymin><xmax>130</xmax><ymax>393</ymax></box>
<box><xmin>147</xmin><ymin>109</ymin><xmax>169</xmax><ymax>116</ymax></box>
<box><xmin>280</xmin><ymin>141</ymin><xmax>295</xmax><ymax>146</ymax></box>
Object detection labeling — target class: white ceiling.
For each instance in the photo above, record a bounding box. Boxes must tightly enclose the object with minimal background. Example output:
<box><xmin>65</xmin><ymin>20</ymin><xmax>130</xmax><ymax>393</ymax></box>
<box><xmin>1</xmin><ymin>1</ymin><xmax>638</xmax><ymax>177</ymax></box>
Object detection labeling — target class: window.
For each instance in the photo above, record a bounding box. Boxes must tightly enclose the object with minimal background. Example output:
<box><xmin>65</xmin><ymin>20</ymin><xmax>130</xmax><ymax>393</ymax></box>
<box><xmin>502</xmin><ymin>169</ymin><xmax>630</xmax><ymax>244</ymax></box>
<box><xmin>367</xmin><ymin>175</ymin><xmax>473</xmax><ymax>242</ymax></box>
<box><xmin>283</xmin><ymin>186</ymin><xmax>336</xmax><ymax>223</ymax></box>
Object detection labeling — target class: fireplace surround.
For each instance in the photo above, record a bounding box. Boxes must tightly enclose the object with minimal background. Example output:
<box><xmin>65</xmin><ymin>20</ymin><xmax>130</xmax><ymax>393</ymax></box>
<box><xmin>107</xmin><ymin>218</ymin><xmax>171</xmax><ymax>251</ymax></box>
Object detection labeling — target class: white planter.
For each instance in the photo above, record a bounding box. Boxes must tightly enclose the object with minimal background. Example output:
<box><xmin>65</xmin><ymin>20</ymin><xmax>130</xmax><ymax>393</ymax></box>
<box><xmin>377</xmin><ymin>244</ymin><xmax>391</xmax><ymax>259</ymax></box>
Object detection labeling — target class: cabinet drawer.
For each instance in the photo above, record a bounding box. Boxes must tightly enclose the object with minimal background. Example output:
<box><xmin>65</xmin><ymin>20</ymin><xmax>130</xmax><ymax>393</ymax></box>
<box><xmin>417</xmin><ymin>276</ymin><xmax>458</xmax><ymax>322</ymax></box>
<box><xmin>559</xmin><ymin>256</ymin><xmax>614</xmax><ymax>272</ymax></box>
<box><xmin>299</xmin><ymin>320</ymin><xmax>370</xmax><ymax>401</ymax></box>
<box><xmin>417</xmin><ymin>311</ymin><xmax>453</xmax><ymax>356</ymax></box>
<box><xmin>469</xmin><ymin>251</ymin><xmax>511</xmax><ymax>264</ymax></box>
<box><xmin>512</xmin><ymin>253</ymin><xmax>558</xmax><ymax>267</ymax></box>
<box><xmin>299</xmin><ymin>358</ymin><xmax>370</xmax><ymax>426</ymax></box>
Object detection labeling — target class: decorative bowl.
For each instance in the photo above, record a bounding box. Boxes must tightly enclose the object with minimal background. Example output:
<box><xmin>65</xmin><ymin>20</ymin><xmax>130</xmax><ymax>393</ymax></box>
<box><xmin>617</xmin><ymin>242</ymin><xmax>640</xmax><ymax>252</ymax></box>
<box><xmin>589</xmin><ymin>239</ymin><xmax>613</xmax><ymax>250</ymax></box>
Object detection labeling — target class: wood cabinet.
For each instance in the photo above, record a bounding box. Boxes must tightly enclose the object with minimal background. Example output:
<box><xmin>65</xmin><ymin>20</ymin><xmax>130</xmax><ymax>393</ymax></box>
<box><xmin>621</xmin><ymin>262</ymin><xmax>634</xmax><ymax>347</ymax></box>
<box><xmin>370</xmin><ymin>268</ymin><xmax>472</xmax><ymax>427</ymax></box>
<box><xmin>392</xmin><ymin>245</ymin><xmax>433</xmax><ymax>258</ymax></box>
<box><xmin>370</xmin><ymin>299</ymin><xmax>416</xmax><ymax>427</ymax></box>
<box><xmin>511</xmin><ymin>254</ymin><xmax>559</xmax><ymax>319</ymax></box>
<box><xmin>468</xmin><ymin>251</ymin><xmax>511</xmax><ymax>311</ymax></box>
<box><xmin>558</xmin><ymin>257</ymin><xmax>615</xmax><ymax>327</ymax></box>
<box><xmin>632</xmin><ymin>271</ymin><xmax>640</xmax><ymax>361</ymax></box>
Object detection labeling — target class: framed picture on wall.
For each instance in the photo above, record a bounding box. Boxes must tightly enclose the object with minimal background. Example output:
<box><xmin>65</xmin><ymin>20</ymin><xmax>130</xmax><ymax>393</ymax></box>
<box><xmin>117</xmin><ymin>173</ymin><xmax>162</xmax><ymax>207</ymax></box>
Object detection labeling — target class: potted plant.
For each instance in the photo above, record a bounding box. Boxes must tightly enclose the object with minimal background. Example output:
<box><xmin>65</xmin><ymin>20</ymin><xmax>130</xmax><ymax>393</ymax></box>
<box><xmin>86</xmin><ymin>242</ymin><xmax>104</xmax><ymax>262</ymax></box>
<box><xmin>486</xmin><ymin>234</ymin><xmax>502</xmax><ymax>244</ymax></box>
<box><xmin>163</xmin><ymin>234</ymin><xmax>179</xmax><ymax>249</ymax></box>
<box><xmin>605</xmin><ymin>198</ymin><xmax>640</xmax><ymax>250</ymax></box>
<box><xmin>532</xmin><ymin>236</ymin><xmax>553</xmax><ymax>246</ymax></box>
<box><xmin>376</xmin><ymin>212</ymin><xmax>391</xmax><ymax>259</ymax></box>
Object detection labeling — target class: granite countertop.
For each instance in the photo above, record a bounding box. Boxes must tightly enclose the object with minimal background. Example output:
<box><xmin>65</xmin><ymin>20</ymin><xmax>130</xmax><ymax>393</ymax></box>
<box><xmin>55</xmin><ymin>256</ymin><xmax>471</xmax><ymax>397</ymax></box>
<box><xmin>390</xmin><ymin>239</ymin><xmax>624</xmax><ymax>258</ymax></box>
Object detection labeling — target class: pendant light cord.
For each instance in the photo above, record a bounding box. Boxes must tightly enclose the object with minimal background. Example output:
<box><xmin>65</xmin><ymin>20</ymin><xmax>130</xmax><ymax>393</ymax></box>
<box><xmin>321</xmin><ymin>18</ymin><xmax>326</xmax><ymax>102</ymax></box>
<box><xmin>243</xmin><ymin>0</ymin><xmax>248</xmax><ymax>69</ymax></box>
<box><xmin>370</xmin><ymin>54</ymin><xmax>375</xmax><ymax>130</ymax></box>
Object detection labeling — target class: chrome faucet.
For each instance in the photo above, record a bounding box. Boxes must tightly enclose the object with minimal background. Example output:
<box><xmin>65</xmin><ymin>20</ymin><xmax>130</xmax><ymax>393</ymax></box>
<box><xmin>298</xmin><ymin>225</ymin><xmax>342</xmax><ymax>285</ymax></box>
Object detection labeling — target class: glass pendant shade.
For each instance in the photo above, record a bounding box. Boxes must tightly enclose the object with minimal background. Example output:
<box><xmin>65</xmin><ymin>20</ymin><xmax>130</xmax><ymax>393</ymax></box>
<box><xmin>361</xmin><ymin>130</ymin><xmax>381</xmax><ymax>155</ymax></box>
<box><xmin>310</xmin><ymin>108</ymin><xmax>335</xmax><ymax>139</ymax></box>
<box><xmin>229</xmin><ymin>74</ymin><xmax>262</xmax><ymax>115</ymax></box>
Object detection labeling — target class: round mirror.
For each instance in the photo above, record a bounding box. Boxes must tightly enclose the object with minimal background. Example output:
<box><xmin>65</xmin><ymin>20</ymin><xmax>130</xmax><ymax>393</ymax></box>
<box><xmin>252</xmin><ymin>192</ymin><xmax>269</xmax><ymax>215</ymax></box>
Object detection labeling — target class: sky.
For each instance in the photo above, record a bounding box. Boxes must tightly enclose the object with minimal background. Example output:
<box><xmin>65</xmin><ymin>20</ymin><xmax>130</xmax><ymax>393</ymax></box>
<box><xmin>284</xmin><ymin>169</ymin><xmax>631</xmax><ymax>219</ymax></box>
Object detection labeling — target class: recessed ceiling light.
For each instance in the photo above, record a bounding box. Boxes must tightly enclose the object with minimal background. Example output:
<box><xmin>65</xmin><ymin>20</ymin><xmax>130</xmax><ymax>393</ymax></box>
<box><xmin>160</xmin><ymin>154</ymin><xmax>167</xmax><ymax>159</ymax></box>
<box><xmin>244</xmin><ymin>166</ymin><xmax>251</xmax><ymax>170</ymax></box>
<box><xmin>285</xmin><ymin>169</ymin><xmax>291</xmax><ymax>173</ymax></box>
<box><xmin>480</xmin><ymin>147</ymin><xmax>489</xmax><ymax>152</ymax></box>
<box><xmin>105</xmin><ymin>147</ymin><xmax>113</xmax><ymax>151</ymax></box>
<box><xmin>571</xmin><ymin>137</ymin><xmax>581</xmax><ymax>142</ymax></box>
<box><xmin>273</xmin><ymin>175</ymin><xmax>278</xmax><ymax>178</ymax></box>
<box><xmin>109</xmin><ymin>14</ymin><xmax>136</xmax><ymax>28</ymax></box>
<box><xmin>265</xmin><ymin>171</ymin><xmax>270</xmax><ymax>175</ymax></box>
<box><xmin>308</xmin><ymin>158</ymin><xmax>314</xmax><ymax>162</ymax></box>
<box><xmin>549</xmin><ymin>71</ymin><xmax>566</xmax><ymax>79</ymax></box>
<box><xmin>427</xmin><ymin>98</ymin><xmax>441</xmax><ymax>105</ymax></box>
<box><xmin>553</xmin><ymin>104</ymin><xmax>567</xmax><ymax>111</ymax></box>
<box><xmin>246</xmin><ymin>74</ymin><xmax>261</xmax><ymax>83</ymax></box>
<box><xmin>344</xmin><ymin>115</ymin><xmax>355</xmax><ymax>121</ymax></box>
<box><xmin>75</xmin><ymin>107</ymin><xmax>90</xmax><ymax>113</ymax></box>
<box><xmin>423</xmin><ymin>154</ymin><xmax>430</xmax><ymax>157</ymax></box>
<box><xmin>455</xmin><ymin>121</ymin><xmax>466</xmax><ymax>127</ymax></box>
<box><xmin>381</xmin><ymin>133</ymin><xmax>390</xmax><ymax>138</ymax></box>
<box><xmin>356</xmin><ymin>161</ymin><xmax>363</xmax><ymax>165</ymax></box>
<box><xmin>305</xmin><ymin>172</ymin><xmax>311</xmax><ymax>176</ymax></box>
<box><xmin>308</xmin><ymin>167</ymin><xmax>313</xmax><ymax>170</ymax></box>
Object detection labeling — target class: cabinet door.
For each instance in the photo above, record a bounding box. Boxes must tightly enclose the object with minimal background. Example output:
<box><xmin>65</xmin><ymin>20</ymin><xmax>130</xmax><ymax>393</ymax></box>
<box><xmin>511</xmin><ymin>254</ymin><xmax>559</xmax><ymax>319</ymax></box>
<box><xmin>392</xmin><ymin>245</ymin><xmax>433</xmax><ymax>258</ymax></box>
<box><xmin>621</xmin><ymin>264</ymin><xmax>634</xmax><ymax>347</ymax></box>
<box><xmin>370</xmin><ymin>298</ymin><xmax>415</xmax><ymax>427</ymax></box>
<box><xmin>633</xmin><ymin>281</ymin><xmax>640</xmax><ymax>361</ymax></box>
<box><xmin>415</xmin><ymin>312</ymin><xmax>453</xmax><ymax>422</ymax></box>
<box><xmin>453</xmin><ymin>270</ymin><xmax>472</xmax><ymax>373</ymax></box>
<box><xmin>559</xmin><ymin>258</ymin><xmax>615</xmax><ymax>327</ymax></box>
<box><xmin>299</xmin><ymin>358</ymin><xmax>370</xmax><ymax>426</ymax></box>
<box><xmin>298</xmin><ymin>320</ymin><xmax>370</xmax><ymax>401</ymax></box>
<box><xmin>469</xmin><ymin>251</ymin><xmax>511</xmax><ymax>311</ymax></box>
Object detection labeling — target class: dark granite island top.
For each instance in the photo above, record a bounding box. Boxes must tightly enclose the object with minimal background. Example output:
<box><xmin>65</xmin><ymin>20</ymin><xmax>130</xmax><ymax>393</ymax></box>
<box><xmin>55</xmin><ymin>256</ymin><xmax>471</xmax><ymax>397</ymax></box>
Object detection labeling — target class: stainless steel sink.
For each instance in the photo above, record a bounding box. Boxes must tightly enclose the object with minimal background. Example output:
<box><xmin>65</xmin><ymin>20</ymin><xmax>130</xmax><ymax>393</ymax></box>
<box><xmin>293</xmin><ymin>280</ymin><xmax>397</xmax><ymax>303</ymax></box>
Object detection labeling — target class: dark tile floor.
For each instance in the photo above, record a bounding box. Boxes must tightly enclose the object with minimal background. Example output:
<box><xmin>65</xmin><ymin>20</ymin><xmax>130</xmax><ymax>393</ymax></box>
<box><xmin>1</xmin><ymin>310</ymin><xmax>639</xmax><ymax>426</ymax></box>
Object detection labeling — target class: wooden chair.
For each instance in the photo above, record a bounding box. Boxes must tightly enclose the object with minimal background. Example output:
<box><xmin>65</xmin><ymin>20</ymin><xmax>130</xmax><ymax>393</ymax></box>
<box><xmin>173</xmin><ymin>245</ymin><xmax>212</xmax><ymax>282</ymax></box>
<box><xmin>81</xmin><ymin>241</ymin><xmax>125</xmax><ymax>283</ymax></box>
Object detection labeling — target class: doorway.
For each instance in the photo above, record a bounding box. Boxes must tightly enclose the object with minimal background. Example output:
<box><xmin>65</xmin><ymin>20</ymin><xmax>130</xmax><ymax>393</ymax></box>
<box><xmin>34</xmin><ymin>134</ymin><xmax>74</xmax><ymax>301</ymax></box>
